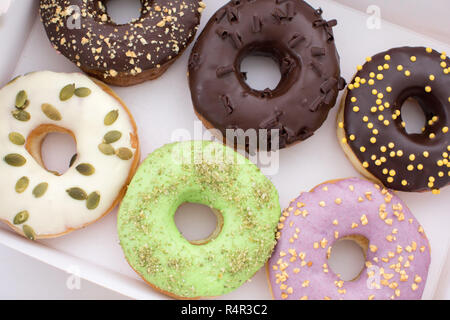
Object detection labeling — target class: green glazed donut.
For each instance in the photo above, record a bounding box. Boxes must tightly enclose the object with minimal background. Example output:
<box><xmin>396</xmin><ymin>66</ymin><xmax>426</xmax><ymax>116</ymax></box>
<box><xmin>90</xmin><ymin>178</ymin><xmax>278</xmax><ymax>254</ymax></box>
<box><xmin>117</xmin><ymin>141</ymin><xmax>281</xmax><ymax>298</ymax></box>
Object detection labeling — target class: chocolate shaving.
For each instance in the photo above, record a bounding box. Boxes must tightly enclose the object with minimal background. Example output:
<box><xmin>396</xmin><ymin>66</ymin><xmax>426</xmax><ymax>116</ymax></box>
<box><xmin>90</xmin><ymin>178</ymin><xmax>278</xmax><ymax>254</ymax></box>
<box><xmin>309</xmin><ymin>96</ymin><xmax>324</xmax><ymax>112</ymax></box>
<box><xmin>230</xmin><ymin>32</ymin><xmax>243</xmax><ymax>49</ymax></box>
<box><xmin>281</xmin><ymin>56</ymin><xmax>295</xmax><ymax>75</ymax></box>
<box><xmin>313</xmin><ymin>19</ymin><xmax>337</xmax><ymax>42</ymax></box>
<box><xmin>215</xmin><ymin>8</ymin><xmax>227</xmax><ymax>23</ymax></box>
<box><xmin>216</xmin><ymin>27</ymin><xmax>229</xmax><ymax>39</ymax></box>
<box><xmin>310</xmin><ymin>60</ymin><xmax>324</xmax><ymax>77</ymax></box>
<box><xmin>324</xmin><ymin>90</ymin><xmax>336</xmax><ymax>104</ymax></box>
<box><xmin>272</xmin><ymin>8</ymin><xmax>287</xmax><ymax>22</ymax></box>
<box><xmin>252</xmin><ymin>15</ymin><xmax>262</xmax><ymax>33</ymax></box>
<box><xmin>216</xmin><ymin>65</ymin><xmax>234</xmax><ymax>78</ymax></box>
<box><xmin>313</xmin><ymin>19</ymin><xmax>327</xmax><ymax>28</ymax></box>
<box><xmin>327</xmin><ymin>32</ymin><xmax>335</xmax><ymax>42</ymax></box>
<box><xmin>220</xmin><ymin>94</ymin><xmax>234</xmax><ymax>114</ymax></box>
<box><xmin>286</xmin><ymin>2</ymin><xmax>295</xmax><ymax>19</ymax></box>
<box><xmin>226</xmin><ymin>6</ymin><xmax>239</xmax><ymax>23</ymax></box>
<box><xmin>283</xmin><ymin>126</ymin><xmax>296</xmax><ymax>139</ymax></box>
<box><xmin>311</xmin><ymin>46</ymin><xmax>326</xmax><ymax>56</ymax></box>
<box><xmin>320</xmin><ymin>78</ymin><xmax>338</xmax><ymax>94</ymax></box>
<box><xmin>288</xmin><ymin>33</ymin><xmax>305</xmax><ymax>48</ymax></box>
<box><xmin>327</xmin><ymin>19</ymin><xmax>338</xmax><ymax>27</ymax></box>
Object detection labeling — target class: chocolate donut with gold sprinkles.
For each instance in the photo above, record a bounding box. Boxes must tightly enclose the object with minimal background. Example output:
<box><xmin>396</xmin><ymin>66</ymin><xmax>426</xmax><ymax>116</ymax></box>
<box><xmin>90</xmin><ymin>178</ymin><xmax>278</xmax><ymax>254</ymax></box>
<box><xmin>39</xmin><ymin>0</ymin><xmax>205</xmax><ymax>86</ymax></box>
<box><xmin>337</xmin><ymin>47</ymin><xmax>450</xmax><ymax>193</ymax></box>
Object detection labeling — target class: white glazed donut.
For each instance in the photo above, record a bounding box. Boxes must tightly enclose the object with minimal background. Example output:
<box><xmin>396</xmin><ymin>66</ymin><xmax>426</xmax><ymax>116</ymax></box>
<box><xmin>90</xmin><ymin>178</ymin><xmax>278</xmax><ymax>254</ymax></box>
<box><xmin>0</xmin><ymin>71</ymin><xmax>140</xmax><ymax>240</ymax></box>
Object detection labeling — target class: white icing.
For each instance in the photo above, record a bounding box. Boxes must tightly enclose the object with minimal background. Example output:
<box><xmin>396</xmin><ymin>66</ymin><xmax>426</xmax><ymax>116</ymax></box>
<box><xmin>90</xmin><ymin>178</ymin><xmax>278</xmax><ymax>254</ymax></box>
<box><xmin>0</xmin><ymin>71</ymin><xmax>137</xmax><ymax>237</ymax></box>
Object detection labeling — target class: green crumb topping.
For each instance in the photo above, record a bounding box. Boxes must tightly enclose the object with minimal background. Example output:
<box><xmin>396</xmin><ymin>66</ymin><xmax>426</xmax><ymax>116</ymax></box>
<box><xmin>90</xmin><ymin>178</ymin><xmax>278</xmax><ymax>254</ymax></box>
<box><xmin>117</xmin><ymin>141</ymin><xmax>280</xmax><ymax>298</ymax></box>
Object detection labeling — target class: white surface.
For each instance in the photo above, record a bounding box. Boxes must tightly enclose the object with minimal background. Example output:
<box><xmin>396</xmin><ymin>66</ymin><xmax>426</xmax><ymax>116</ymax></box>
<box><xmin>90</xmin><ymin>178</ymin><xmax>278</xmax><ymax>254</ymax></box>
<box><xmin>334</xmin><ymin>0</ymin><xmax>450</xmax><ymax>45</ymax></box>
<box><xmin>0</xmin><ymin>0</ymin><xmax>36</xmax><ymax>85</ymax></box>
<box><xmin>0</xmin><ymin>0</ymin><xmax>449</xmax><ymax>300</ymax></box>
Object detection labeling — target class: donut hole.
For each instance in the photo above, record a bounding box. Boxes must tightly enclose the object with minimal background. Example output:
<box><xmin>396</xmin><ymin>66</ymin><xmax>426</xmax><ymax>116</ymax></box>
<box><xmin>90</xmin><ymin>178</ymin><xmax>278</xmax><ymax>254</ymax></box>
<box><xmin>103</xmin><ymin>0</ymin><xmax>142</xmax><ymax>25</ymax></box>
<box><xmin>328</xmin><ymin>236</ymin><xmax>368</xmax><ymax>281</ymax></box>
<box><xmin>240</xmin><ymin>54</ymin><xmax>282</xmax><ymax>91</ymax></box>
<box><xmin>400</xmin><ymin>97</ymin><xmax>428</xmax><ymax>134</ymax></box>
<box><xmin>41</xmin><ymin>132</ymin><xmax>77</xmax><ymax>176</ymax></box>
<box><xmin>25</xmin><ymin>125</ymin><xmax>77</xmax><ymax>176</ymax></box>
<box><xmin>174</xmin><ymin>203</ymin><xmax>223</xmax><ymax>245</ymax></box>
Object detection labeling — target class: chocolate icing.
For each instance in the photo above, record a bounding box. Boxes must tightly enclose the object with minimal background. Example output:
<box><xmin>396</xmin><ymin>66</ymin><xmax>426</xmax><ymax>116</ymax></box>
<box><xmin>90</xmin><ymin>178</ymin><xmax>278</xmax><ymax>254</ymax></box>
<box><xmin>39</xmin><ymin>0</ymin><xmax>202</xmax><ymax>83</ymax></box>
<box><xmin>188</xmin><ymin>0</ymin><xmax>344</xmax><ymax>149</ymax></box>
<box><xmin>343</xmin><ymin>47</ymin><xmax>450</xmax><ymax>192</ymax></box>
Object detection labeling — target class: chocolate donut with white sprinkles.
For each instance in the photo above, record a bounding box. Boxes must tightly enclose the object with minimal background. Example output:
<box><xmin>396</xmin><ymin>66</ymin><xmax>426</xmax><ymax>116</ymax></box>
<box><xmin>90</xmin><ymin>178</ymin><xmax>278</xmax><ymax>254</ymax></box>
<box><xmin>40</xmin><ymin>0</ymin><xmax>205</xmax><ymax>86</ymax></box>
<box><xmin>188</xmin><ymin>0</ymin><xmax>346</xmax><ymax>149</ymax></box>
<box><xmin>338</xmin><ymin>47</ymin><xmax>450</xmax><ymax>193</ymax></box>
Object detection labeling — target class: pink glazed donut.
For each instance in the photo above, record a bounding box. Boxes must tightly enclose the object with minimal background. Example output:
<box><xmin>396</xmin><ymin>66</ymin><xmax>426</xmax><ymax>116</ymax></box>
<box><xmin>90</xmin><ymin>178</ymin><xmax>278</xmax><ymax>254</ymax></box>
<box><xmin>268</xmin><ymin>178</ymin><xmax>431</xmax><ymax>300</ymax></box>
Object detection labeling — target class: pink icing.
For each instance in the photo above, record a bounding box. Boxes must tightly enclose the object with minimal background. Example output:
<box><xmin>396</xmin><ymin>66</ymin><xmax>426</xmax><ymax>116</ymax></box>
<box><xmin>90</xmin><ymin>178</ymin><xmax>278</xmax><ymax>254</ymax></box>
<box><xmin>268</xmin><ymin>178</ymin><xmax>431</xmax><ymax>300</ymax></box>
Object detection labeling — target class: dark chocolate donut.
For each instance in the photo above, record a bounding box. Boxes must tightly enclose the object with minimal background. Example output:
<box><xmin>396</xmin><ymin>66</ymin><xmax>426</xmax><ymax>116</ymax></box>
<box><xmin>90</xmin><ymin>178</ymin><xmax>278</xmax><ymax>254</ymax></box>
<box><xmin>39</xmin><ymin>0</ymin><xmax>204</xmax><ymax>86</ymax></box>
<box><xmin>188</xmin><ymin>0</ymin><xmax>345</xmax><ymax>149</ymax></box>
<box><xmin>338</xmin><ymin>47</ymin><xmax>450</xmax><ymax>193</ymax></box>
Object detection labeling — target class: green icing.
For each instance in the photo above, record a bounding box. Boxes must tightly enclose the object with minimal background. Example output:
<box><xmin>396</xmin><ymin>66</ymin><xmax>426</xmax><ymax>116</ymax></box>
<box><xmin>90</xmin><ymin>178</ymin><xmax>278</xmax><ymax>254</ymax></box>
<box><xmin>117</xmin><ymin>141</ymin><xmax>281</xmax><ymax>298</ymax></box>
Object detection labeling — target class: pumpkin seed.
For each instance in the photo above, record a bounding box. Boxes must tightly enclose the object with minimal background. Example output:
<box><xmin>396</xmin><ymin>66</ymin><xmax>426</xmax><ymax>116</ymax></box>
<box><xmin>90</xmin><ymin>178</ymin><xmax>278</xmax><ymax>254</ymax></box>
<box><xmin>69</xmin><ymin>153</ymin><xmax>77</xmax><ymax>167</ymax></box>
<box><xmin>15</xmin><ymin>90</ymin><xmax>27</xmax><ymax>108</ymax></box>
<box><xmin>66</xmin><ymin>187</ymin><xmax>87</xmax><ymax>200</ymax></box>
<box><xmin>86</xmin><ymin>191</ymin><xmax>100</xmax><ymax>210</ymax></box>
<box><xmin>104</xmin><ymin>110</ymin><xmax>119</xmax><ymax>126</ymax></box>
<box><xmin>41</xmin><ymin>103</ymin><xmax>62</xmax><ymax>121</ymax></box>
<box><xmin>22</xmin><ymin>225</ymin><xmax>36</xmax><ymax>240</ymax></box>
<box><xmin>103</xmin><ymin>130</ymin><xmax>122</xmax><ymax>143</ymax></box>
<box><xmin>74</xmin><ymin>87</ymin><xmax>91</xmax><ymax>97</ymax></box>
<box><xmin>60</xmin><ymin>83</ymin><xmax>75</xmax><ymax>101</ymax></box>
<box><xmin>23</xmin><ymin>100</ymin><xmax>30</xmax><ymax>109</ymax></box>
<box><xmin>12</xmin><ymin>109</ymin><xmax>30</xmax><ymax>121</ymax></box>
<box><xmin>116</xmin><ymin>148</ymin><xmax>133</xmax><ymax>160</ymax></box>
<box><xmin>15</xmin><ymin>176</ymin><xmax>29</xmax><ymax>193</ymax></box>
<box><xmin>4</xmin><ymin>153</ymin><xmax>26</xmax><ymax>166</ymax></box>
<box><xmin>32</xmin><ymin>182</ymin><xmax>48</xmax><ymax>198</ymax></box>
<box><xmin>13</xmin><ymin>211</ymin><xmax>29</xmax><ymax>225</ymax></box>
<box><xmin>76</xmin><ymin>163</ymin><xmax>95</xmax><ymax>176</ymax></box>
<box><xmin>8</xmin><ymin>132</ymin><xmax>25</xmax><ymax>145</ymax></box>
<box><xmin>98</xmin><ymin>143</ymin><xmax>115</xmax><ymax>155</ymax></box>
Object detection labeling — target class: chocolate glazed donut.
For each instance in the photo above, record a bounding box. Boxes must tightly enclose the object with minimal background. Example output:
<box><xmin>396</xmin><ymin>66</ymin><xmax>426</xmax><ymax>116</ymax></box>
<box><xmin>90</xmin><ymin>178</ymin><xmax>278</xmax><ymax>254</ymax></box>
<box><xmin>188</xmin><ymin>0</ymin><xmax>345</xmax><ymax>150</ymax></box>
<box><xmin>338</xmin><ymin>47</ymin><xmax>450</xmax><ymax>193</ymax></box>
<box><xmin>40</xmin><ymin>0</ymin><xmax>204</xmax><ymax>87</ymax></box>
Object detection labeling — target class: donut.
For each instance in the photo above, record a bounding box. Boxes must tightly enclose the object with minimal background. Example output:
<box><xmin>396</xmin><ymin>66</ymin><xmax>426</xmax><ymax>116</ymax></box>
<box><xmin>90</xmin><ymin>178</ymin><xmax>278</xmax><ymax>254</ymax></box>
<box><xmin>337</xmin><ymin>47</ymin><xmax>450</xmax><ymax>193</ymax></box>
<box><xmin>39</xmin><ymin>0</ymin><xmax>205</xmax><ymax>87</ymax></box>
<box><xmin>188</xmin><ymin>0</ymin><xmax>346</xmax><ymax>150</ymax></box>
<box><xmin>268</xmin><ymin>178</ymin><xmax>431</xmax><ymax>300</ymax></box>
<box><xmin>0</xmin><ymin>71</ymin><xmax>140</xmax><ymax>240</ymax></box>
<box><xmin>118</xmin><ymin>141</ymin><xmax>281</xmax><ymax>299</ymax></box>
